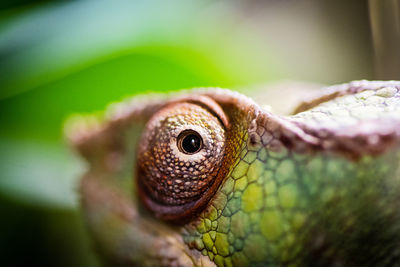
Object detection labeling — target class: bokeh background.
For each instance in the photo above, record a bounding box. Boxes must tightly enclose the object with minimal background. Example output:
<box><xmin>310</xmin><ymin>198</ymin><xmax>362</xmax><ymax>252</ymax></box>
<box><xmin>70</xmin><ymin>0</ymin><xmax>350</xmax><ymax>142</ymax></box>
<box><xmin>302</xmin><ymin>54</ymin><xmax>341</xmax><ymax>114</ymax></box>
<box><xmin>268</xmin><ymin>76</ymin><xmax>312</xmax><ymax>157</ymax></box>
<box><xmin>0</xmin><ymin>0</ymin><xmax>397</xmax><ymax>266</ymax></box>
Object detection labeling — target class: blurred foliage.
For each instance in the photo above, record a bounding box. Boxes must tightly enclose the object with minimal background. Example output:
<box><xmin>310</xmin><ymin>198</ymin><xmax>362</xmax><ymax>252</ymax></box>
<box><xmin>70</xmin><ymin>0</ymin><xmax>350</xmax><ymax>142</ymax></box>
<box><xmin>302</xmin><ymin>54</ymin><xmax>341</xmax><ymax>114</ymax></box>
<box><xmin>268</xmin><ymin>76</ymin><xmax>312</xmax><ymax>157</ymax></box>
<box><xmin>0</xmin><ymin>0</ymin><xmax>52</xmax><ymax>11</ymax></box>
<box><xmin>0</xmin><ymin>0</ymin><xmax>373</xmax><ymax>266</ymax></box>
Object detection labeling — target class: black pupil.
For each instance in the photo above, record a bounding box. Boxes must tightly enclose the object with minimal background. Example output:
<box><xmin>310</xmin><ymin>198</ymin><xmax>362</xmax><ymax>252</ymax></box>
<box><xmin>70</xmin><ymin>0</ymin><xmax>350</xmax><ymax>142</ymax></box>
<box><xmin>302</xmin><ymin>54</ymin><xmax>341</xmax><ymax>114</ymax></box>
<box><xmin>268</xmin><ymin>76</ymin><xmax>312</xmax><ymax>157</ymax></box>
<box><xmin>181</xmin><ymin>133</ymin><xmax>202</xmax><ymax>154</ymax></box>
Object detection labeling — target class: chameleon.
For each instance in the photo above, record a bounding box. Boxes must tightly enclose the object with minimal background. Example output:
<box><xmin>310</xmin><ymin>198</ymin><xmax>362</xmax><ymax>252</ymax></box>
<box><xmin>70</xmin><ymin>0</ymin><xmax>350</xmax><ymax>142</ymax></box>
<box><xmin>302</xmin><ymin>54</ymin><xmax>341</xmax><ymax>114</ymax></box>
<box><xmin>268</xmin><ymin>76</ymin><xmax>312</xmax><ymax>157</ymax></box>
<box><xmin>67</xmin><ymin>80</ymin><xmax>400</xmax><ymax>266</ymax></box>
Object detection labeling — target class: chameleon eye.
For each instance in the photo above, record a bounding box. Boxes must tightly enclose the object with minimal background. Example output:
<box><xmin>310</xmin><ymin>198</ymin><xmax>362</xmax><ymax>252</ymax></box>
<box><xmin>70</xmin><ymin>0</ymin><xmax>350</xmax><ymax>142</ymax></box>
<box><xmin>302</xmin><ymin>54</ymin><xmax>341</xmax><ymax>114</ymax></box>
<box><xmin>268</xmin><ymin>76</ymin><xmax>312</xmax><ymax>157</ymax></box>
<box><xmin>177</xmin><ymin>130</ymin><xmax>203</xmax><ymax>154</ymax></box>
<box><xmin>136</xmin><ymin>97</ymin><xmax>229</xmax><ymax>221</ymax></box>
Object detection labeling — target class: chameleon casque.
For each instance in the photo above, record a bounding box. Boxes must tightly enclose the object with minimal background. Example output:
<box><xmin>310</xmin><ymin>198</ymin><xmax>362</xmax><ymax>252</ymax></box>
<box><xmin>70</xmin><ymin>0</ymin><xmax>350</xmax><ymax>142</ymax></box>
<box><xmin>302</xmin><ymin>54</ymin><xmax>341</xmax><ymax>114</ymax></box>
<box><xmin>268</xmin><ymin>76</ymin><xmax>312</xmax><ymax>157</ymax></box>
<box><xmin>67</xmin><ymin>80</ymin><xmax>400</xmax><ymax>266</ymax></box>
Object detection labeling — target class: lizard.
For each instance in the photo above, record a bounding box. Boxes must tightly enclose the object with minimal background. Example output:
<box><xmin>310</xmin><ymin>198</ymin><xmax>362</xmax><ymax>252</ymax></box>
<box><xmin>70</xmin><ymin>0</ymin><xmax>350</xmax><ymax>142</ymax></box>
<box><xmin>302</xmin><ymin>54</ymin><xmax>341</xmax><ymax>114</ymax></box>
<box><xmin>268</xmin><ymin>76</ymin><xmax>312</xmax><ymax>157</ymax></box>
<box><xmin>66</xmin><ymin>80</ymin><xmax>400</xmax><ymax>266</ymax></box>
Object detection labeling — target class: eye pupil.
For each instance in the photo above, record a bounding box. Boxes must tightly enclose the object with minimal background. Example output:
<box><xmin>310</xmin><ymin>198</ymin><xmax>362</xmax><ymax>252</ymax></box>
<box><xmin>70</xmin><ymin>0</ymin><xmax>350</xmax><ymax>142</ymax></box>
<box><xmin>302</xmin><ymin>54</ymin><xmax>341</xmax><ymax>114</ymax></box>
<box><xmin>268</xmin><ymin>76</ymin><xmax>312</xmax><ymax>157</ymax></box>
<box><xmin>179</xmin><ymin>131</ymin><xmax>203</xmax><ymax>154</ymax></box>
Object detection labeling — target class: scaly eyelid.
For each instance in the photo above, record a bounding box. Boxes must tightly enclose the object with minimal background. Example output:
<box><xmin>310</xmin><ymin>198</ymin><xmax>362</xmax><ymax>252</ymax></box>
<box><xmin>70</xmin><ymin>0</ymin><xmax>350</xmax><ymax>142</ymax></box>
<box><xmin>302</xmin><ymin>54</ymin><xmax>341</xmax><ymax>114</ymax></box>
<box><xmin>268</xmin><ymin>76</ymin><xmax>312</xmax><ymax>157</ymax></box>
<box><xmin>167</xmin><ymin>95</ymin><xmax>231</xmax><ymax>130</ymax></box>
<box><xmin>137</xmin><ymin>100</ymin><xmax>229</xmax><ymax>222</ymax></box>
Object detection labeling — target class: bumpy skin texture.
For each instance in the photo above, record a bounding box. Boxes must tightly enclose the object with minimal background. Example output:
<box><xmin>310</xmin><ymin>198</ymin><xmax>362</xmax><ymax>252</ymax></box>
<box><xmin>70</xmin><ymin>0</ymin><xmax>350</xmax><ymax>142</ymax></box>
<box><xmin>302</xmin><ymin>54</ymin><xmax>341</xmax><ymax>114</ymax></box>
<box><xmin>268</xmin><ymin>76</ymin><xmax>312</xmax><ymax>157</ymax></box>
<box><xmin>67</xmin><ymin>80</ymin><xmax>400</xmax><ymax>266</ymax></box>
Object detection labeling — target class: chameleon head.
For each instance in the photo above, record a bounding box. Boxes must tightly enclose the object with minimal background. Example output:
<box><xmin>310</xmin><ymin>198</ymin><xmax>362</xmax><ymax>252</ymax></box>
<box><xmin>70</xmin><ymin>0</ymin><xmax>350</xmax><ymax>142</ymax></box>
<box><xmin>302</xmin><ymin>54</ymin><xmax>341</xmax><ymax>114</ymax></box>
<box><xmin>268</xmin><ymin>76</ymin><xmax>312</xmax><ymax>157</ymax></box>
<box><xmin>68</xmin><ymin>81</ymin><xmax>400</xmax><ymax>266</ymax></box>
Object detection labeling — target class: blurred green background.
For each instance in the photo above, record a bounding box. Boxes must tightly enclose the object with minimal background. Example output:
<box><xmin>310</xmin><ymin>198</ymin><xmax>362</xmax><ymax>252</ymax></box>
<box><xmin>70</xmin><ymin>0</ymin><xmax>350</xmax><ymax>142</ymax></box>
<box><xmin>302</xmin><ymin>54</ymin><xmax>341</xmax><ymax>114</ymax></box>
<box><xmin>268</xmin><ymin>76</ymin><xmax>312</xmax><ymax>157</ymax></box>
<box><xmin>0</xmin><ymin>0</ymin><xmax>378</xmax><ymax>266</ymax></box>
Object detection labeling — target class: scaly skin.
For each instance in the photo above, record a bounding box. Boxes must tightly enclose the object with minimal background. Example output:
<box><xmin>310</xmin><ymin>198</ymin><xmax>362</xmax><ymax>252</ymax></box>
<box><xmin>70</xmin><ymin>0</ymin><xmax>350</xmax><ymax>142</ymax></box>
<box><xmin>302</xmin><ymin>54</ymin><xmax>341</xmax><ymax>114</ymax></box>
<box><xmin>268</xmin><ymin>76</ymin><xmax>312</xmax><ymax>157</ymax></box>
<box><xmin>67</xmin><ymin>80</ymin><xmax>400</xmax><ymax>266</ymax></box>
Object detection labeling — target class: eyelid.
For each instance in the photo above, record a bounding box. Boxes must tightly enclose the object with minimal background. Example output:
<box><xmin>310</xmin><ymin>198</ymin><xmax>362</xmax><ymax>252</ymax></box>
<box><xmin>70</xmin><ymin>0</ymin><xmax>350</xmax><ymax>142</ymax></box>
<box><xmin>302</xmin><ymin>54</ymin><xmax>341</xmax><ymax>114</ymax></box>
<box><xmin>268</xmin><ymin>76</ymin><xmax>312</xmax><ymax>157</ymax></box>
<box><xmin>136</xmin><ymin>100</ymin><xmax>228</xmax><ymax>222</ymax></box>
<box><xmin>168</xmin><ymin>95</ymin><xmax>230</xmax><ymax>130</ymax></box>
